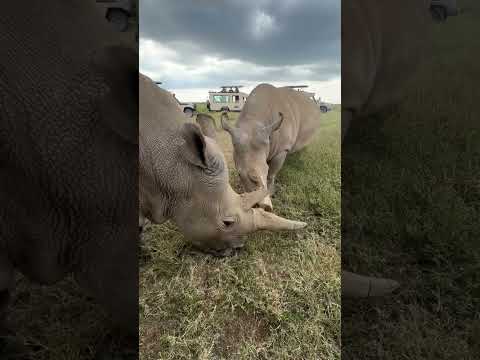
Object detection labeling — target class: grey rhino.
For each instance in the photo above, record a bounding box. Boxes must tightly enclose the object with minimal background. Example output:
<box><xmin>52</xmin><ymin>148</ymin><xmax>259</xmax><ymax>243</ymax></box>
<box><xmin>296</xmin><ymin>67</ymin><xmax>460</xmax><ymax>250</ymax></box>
<box><xmin>221</xmin><ymin>83</ymin><xmax>322</xmax><ymax>211</ymax></box>
<box><xmin>342</xmin><ymin>0</ymin><xmax>432</xmax><ymax>138</ymax></box>
<box><xmin>139</xmin><ymin>74</ymin><xmax>306</xmax><ymax>256</ymax></box>
<box><xmin>342</xmin><ymin>0</ymin><xmax>432</xmax><ymax>297</ymax></box>
<box><xmin>0</xmin><ymin>0</ymin><xmax>138</xmax><ymax>346</ymax></box>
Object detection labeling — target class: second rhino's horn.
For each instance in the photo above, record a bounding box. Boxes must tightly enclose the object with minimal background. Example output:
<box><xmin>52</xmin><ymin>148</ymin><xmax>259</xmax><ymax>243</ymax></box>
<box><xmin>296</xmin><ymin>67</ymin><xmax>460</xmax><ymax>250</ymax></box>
<box><xmin>342</xmin><ymin>271</ymin><xmax>400</xmax><ymax>297</ymax></box>
<box><xmin>252</xmin><ymin>208</ymin><xmax>307</xmax><ymax>231</ymax></box>
<box><xmin>240</xmin><ymin>187</ymin><xmax>269</xmax><ymax>210</ymax></box>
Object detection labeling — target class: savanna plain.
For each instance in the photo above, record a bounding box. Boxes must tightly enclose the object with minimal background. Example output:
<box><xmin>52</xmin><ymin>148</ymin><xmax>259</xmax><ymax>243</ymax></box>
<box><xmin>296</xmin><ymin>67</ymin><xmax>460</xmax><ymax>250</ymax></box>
<box><xmin>139</xmin><ymin>106</ymin><xmax>341</xmax><ymax>359</ymax></box>
<box><xmin>343</xmin><ymin>1</ymin><xmax>480</xmax><ymax>358</ymax></box>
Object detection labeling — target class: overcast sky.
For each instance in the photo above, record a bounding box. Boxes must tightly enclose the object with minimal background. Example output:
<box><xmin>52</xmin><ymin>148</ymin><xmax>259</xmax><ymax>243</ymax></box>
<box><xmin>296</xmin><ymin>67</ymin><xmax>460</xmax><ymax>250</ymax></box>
<box><xmin>139</xmin><ymin>0</ymin><xmax>340</xmax><ymax>103</ymax></box>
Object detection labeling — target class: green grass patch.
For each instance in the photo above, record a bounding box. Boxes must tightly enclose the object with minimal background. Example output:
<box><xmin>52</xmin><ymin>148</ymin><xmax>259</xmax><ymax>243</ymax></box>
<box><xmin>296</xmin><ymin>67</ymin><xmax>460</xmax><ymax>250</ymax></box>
<box><xmin>140</xmin><ymin>109</ymin><xmax>341</xmax><ymax>359</ymax></box>
<box><xmin>342</xmin><ymin>1</ymin><xmax>480</xmax><ymax>358</ymax></box>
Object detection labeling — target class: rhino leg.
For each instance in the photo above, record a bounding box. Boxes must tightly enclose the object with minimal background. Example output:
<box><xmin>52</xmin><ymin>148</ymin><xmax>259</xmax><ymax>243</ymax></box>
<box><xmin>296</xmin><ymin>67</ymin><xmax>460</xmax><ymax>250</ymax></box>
<box><xmin>0</xmin><ymin>253</ymin><xmax>22</xmax><ymax>357</ymax></box>
<box><xmin>267</xmin><ymin>151</ymin><xmax>288</xmax><ymax>197</ymax></box>
<box><xmin>74</xmin><ymin>227</ymin><xmax>138</xmax><ymax>340</ymax></box>
<box><xmin>0</xmin><ymin>253</ymin><xmax>13</xmax><ymax>328</ymax></box>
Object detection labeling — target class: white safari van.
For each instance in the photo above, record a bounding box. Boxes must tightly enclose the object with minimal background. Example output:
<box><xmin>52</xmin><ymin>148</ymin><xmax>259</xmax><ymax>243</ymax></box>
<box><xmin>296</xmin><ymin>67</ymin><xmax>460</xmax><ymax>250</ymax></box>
<box><xmin>207</xmin><ymin>86</ymin><xmax>249</xmax><ymax>112</ymax></box>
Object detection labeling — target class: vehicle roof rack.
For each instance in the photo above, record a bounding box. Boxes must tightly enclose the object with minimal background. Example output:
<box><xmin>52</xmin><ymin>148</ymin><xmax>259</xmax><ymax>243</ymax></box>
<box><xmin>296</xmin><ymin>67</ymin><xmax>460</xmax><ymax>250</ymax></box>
<box><xmin>209</xmin><ymin>85</ymin><xmax>244</xmax><ymax>93</ymax></box>
<box><xmin>285</xmin><ymin>85</ymin><xmax>309</xmax><ymax>90</ymax></box>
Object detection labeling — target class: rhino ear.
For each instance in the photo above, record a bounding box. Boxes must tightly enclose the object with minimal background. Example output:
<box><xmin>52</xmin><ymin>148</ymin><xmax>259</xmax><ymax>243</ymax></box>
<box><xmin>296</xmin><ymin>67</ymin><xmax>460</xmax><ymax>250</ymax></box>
<box><xmin>256</xmin><ymin>112</ymin><xmax>284</xmax><ymax>144</ymax></box>
<box><xmin>270</xmin><ymin>112</ymin><xmax>284</xmax><ymax>132</ymax></box>
<box><xmin>221</xmin><ymin>112</ymin><xmax>236</xmax><ymax>136</ymax></box>
<box><xmin>181</xmin><ymin>123</ymin><xmax>211</xmax><ymax>169</ymax></box>
<box><xmin>196</xmin><ymin>113</ymin><xmax>217</xmax><ymax>140</ymax></box>
<box><xmin>92</xmin><ymin>45</ymin><xmax>138</xmax><ymax>144</ymax></box>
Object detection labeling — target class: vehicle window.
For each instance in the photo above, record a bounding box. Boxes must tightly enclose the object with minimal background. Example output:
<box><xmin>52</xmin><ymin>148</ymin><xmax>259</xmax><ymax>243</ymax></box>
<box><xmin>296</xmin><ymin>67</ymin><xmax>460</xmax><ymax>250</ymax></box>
<box><xmin>233</xmin><ymin>95</ymin><xmax>240</xmax><ymax>103</ymax></box>
<box><xmin>213</xmin><ymin>95</ymin><xmax>230</xmax><ymax>103</ymax></box>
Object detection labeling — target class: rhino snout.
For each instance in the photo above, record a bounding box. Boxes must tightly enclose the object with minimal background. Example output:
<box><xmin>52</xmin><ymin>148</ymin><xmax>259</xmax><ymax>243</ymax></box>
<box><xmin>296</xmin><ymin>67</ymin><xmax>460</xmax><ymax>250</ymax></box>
<box><xmin>257</xmin><ymin>195</ymin><xmax>273</xmax><ymax>212</ymax></box>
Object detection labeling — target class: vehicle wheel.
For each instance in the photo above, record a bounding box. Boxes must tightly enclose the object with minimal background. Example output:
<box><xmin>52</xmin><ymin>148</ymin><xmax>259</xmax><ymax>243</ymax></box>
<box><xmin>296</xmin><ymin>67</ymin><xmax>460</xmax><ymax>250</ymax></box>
<box><xmin>183</xmin><ymin>108</ymin><xmax>194</xmax><ymax>118</ymax></box>
<box><xmin>430</xmin><ymin>6</ymin><xmax>447</xmax><ymax>23</ymax></box>
<box><xmin>320</xmin><ymin>106</ymin><xmax>328</xmax><ymax>113</ymax></box>
<box><xmin>106</xmin><ymin>8</ymin><xmax>129</xmax><ymax>32</ymax></box>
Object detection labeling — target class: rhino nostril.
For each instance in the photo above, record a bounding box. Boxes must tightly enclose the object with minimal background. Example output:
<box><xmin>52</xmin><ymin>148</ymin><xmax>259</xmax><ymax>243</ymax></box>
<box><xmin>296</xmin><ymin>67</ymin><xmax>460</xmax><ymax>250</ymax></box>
<box><xmin>258</xmin><ymin>196</ymin><xmax>273</xmax><ymax>212</ymax></box>
<box><xmin>223</xmin><ymin>219</ymin><xmax>235</xmax><ymax>227</ymax></box>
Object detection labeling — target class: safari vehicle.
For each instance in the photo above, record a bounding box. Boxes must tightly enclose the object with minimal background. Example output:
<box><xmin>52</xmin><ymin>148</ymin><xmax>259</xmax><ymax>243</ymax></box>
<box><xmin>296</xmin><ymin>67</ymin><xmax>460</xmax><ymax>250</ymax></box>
<box><xmin>155</xmin><ymin>82</ymin><xmax>197</xmax><ymax>117</ymax></box>
<box><xmin>317</xmin><ymin>97</ymin><xmax>334</xmax><ymax>113</ymax></box>
<box><xmin>286</xmin><ymin>85</ymin><xmax>333</xmax><ymax>113</ymax></box>
<box><xmin>318</xmin><ymin>101</ymin><xmax>333</xmax><ymax>113</ymax></box>
<box><xmin>430</xmin><ymin>0</ymin><xmax>458</xmax><ymax>22</ymax></box>
<box><xmin>96</xmin><ymin>0</ymin><xmax>134</xmax><ymax>32</ymax></box>
<box><xmin>285</xmin><ymin>85</ymin><xmax>316</xmax><ymax>102</ymax></box>
<box><xmin>173</xmin><ymin>94</ymin><xmax>197</xmax><ymax>118</ymax></box>
<box><xmin>207</xmin><ymin>86</ymin><xmax>248</xmax><ymax>112</ymax></box>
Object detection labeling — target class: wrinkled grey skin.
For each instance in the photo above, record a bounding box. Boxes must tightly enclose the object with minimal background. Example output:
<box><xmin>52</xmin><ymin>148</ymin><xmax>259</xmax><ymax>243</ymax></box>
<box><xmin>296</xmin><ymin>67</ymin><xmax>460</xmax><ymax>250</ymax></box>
<box><xmin>342</xmin><ymin>0</ymin><xmax>432</xmax><ymax>297</ymax></box>
<box><xmin>139</xmin><ymin>75</ymin><xmax>306</xmax><ymax>256</ymax></box>
<box><xmin>0</xmin><ymin>0</ymin><xmax>138</xmax><ymax>345</ymax></box>
<box><xmin>342</xmin><ymin>0</ymin><xmax>432</xmax><ymax>138</ymax></box>
<box><xmin>222</xmin><ymin>83</ymin><xmax>322</xmax><ymax>211</ymax></box>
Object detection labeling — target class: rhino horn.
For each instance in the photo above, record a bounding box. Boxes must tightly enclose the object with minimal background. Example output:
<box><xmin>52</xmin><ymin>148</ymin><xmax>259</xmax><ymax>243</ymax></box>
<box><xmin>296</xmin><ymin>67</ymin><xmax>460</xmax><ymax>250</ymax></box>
<box><xmin>252</xmin><ymin>208</ymin><xmax>307</xmax><ymax>231</ymax></box>
<box><xmin>342</xmin><ymin>270</ymin><xmax>400</xmax><ymax>297</ymax></box>
<box><xmin>240</xmin><ymin>187</ymin><xmax>269</xmax><ymax>210</ymax></box>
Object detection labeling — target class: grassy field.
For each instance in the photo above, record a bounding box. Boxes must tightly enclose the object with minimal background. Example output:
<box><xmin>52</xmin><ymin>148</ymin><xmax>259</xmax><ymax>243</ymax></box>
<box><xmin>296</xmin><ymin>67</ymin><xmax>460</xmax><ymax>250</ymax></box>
<box><xmin>342</xmin><ymin>1</ymin><xmax>480</xmax><ymax>358</ymax></box>
<box><xmin>139</xmin><ymin>107</ymin><xmax>341</xmax><ymax>359</ymax></box>
<box><xmin>7</xmin><ymin>275</ymin><xmax>109</xmax><ymax>359</ymax></box>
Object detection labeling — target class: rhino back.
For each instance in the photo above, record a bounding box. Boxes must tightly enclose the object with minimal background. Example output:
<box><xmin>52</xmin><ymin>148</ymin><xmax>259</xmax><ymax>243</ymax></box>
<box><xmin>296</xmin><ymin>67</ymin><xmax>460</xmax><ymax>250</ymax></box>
<box><xmin>277</xmin><ymin>87</ymin><xmax>322</xmax><ymax>152</ymax></box>
<box><xmin>342</xmin><ymin>0</ymin><xmax>431</xmax><ymax>117</ymax></box>
<box><xmin>239</xmin><ymin>84</ymin><xmax>321</xmax><ymax>156</ymax></box>
<box><xmin>139</xmin><ymin>74</ymin><xmax>190</xmax><ymax>220</ymax></box>
<box><xmin>0</xmin><ymin>2</ymin><xmax>137</xmax><ymax>281</ymax></box>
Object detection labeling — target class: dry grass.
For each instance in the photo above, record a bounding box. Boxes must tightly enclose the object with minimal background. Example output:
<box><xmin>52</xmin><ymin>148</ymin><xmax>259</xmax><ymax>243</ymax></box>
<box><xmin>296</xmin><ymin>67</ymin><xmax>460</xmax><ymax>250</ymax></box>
<box><xmin>342</xmin><ymin>1</ymin><xmax>480</xmax><ymax>358</ymax></box>
<box><xmin>139</xmin><ymin>107</ymin><xmax>341</xmax><ymax>359</ymax></box>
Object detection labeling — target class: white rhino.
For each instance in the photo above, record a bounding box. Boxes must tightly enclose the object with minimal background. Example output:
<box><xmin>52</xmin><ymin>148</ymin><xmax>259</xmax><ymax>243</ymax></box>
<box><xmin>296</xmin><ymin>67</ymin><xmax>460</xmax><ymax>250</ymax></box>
<box><xmin>139</xmin><ymin>74</ymin><xmax>306</xmax><ymax>256</ymax></box>
<box><xmin>342</xmin><ymin>0</ymin><xmax>432</xmax><ymax>138</ymax></box>
<box><xmin>0</xmin><ymin>0</ymin><xmax>138</xmax><ymax>356</ymax></box>
<box><xmin>222</xmin><ymin>83</ymin><xmax>322</xmax><ymax>211</ymax></box>
<box><xmin>342</xmin><ymin>0</ymin><xmax>432</xmax><ymax>297</ymax></box>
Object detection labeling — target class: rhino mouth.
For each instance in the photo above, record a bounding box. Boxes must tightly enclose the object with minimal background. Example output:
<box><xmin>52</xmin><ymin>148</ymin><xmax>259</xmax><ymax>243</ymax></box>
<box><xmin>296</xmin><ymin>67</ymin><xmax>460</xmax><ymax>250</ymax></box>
<box><xmin>203</xmin><ymin>244</ymin><xmax>245</xmax><ymax>257</ymax></box>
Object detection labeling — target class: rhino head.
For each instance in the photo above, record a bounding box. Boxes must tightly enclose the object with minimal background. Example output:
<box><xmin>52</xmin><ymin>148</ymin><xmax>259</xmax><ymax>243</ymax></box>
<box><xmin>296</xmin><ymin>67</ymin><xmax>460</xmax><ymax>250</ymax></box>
<box><xmin>178</xmin><ymin>120</ymin><xmax>304</xmax><ymax>255</ymax></box>
<box><xmin>221</xmin><ymin>111</ymin><xmax>284</xmax><ymax>211</ymax></box>
<box><xmin>139</xmin><ymin>110</ymin><xmax>305</xmax><ymax>257</ymax></box>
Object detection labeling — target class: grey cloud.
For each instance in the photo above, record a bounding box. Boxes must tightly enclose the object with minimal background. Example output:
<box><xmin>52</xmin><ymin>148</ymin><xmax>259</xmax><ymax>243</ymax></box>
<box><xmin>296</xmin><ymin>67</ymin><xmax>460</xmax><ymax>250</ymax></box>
<box><xmin>142</xmin><ymin>62</ymin><xmax>340</xmax><ymax>90</ymax></box>
<box><xmin>140</xmin><ymin>0</ymin><xmax>340</xmax><ymax>67</ymax></box>
<box><xmin>139</xmin><ymin>0</ymin><xmax>340</xmax><ymax>91</ymax></box>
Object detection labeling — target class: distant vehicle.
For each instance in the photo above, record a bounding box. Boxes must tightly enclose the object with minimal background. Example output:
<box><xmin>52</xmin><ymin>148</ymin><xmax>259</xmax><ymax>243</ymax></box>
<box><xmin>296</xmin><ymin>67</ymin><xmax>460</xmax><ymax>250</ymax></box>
<box><xmin>285</xmin><ymin>85</ymin><xmax>318</xmax><ymax>104</ymax></box>
<box><xmin>285</xmin><ymin>85</ymin><xmax>332</xmax><ymax>112</ymax></box>
<box><xmin>172</xmin><ymin>94</ymin><xmax>197</xmax><ymax>118</ymax></box>
<box><xmin>207</xmin><ymin>86</ymin><xmax>248</xmax><ymax>112</ymax></box>
<box><xmin>430</xmin><ymin>0</ymin><xmax>458</xmax><ymax>22</ymax></box>
<box><xmin>96</xmin><ymin>0</ymin><xmax>133</xmax><ymax>32</ymax></box>
<box><xmin>154</xmin><ymin>82</ymin><xmax>196</xmax><ymax>117</ymax></box>
<box><xmin>285</xmin><ymin>85</ymin><xmax>316</xmax><ymax>101</ymax></box>
<box><xmin>318</xmin><ymin>101</ymin><xmax>333</xmax><ymax>113</ymax></box>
